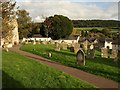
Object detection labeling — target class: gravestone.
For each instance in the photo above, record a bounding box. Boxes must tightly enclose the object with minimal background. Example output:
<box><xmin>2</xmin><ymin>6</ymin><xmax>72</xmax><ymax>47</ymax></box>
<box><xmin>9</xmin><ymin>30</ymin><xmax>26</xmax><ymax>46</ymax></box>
<box><xmin>48</xmin><ymin>53</ymin><xmax>52</xmax><ymax>57</ymax></box>
<box><xmin>87</xmin><ymin>49</ymin><xmax>95</xmax><ymax>59</ymax></box>
<box><xmin>25</xmin><ymin>40</ymin><xmax>28</xmax><ymax>44</ymax></box>
<box><xmin>42</xmin><ymin>41</ymin><xmax>47</xmax><ymax>44</ymax></box>
<box><xmin>33</xmin><ymin>40</ymin><xmax>36</xmax><ymax>45</ymax></box>
<box><xmin>70</xmin><ymin>46</ymin><xmax>74</xmax><ymax>52</ymax></box>
<box><xmin>73</xmin><ymin>43</ymin><xmax>80</xmax><ymax>53</ymax></box>
<box><xmin>101</xmin><ymin>47</ymin><xmax>108</xmax><ymax>58</ymax></box>
<box><xmin>83</xmin><ymin>40</ymin><xmax>88</xmax><ymax>51</ymax></box>
<box><xmin>54</xmin><ymin>42</ymin><xmax>60</xmax><ymax>51</ymax></box>
<box><xmin>110</xmin><ymin>49</ymin><xmax>118</xmax><ymax>59</ymax></box>
<box><xmin>60</xmin><ymin>42</ymin><xmax>67</xmax><ymax>50</ymax></box>
<box><xmin>76</xmin><ymin>49</ymin><xmax>85</xmax><ymax>65</ymax></box>
<box><xmin>87</xmin><ymin>44</ymin><xmax>95</xmax><ymax>59</ymax></box>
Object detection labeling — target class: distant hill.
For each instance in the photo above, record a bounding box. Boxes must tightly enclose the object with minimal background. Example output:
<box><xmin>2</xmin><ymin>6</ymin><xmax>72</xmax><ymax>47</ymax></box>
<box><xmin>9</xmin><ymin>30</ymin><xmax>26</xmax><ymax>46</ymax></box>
<box><xmin>72</xmin><ymin>20</ymin><xmax>120</xmax><ymax>28</ymax></box>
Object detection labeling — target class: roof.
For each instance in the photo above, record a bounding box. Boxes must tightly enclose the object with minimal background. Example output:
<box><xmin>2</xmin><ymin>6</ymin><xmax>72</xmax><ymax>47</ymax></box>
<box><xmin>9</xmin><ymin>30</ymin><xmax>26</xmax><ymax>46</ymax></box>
<box><xmin>105</xmin><ymin>38</ymin><xmax>113</xmax><ymax>42</ymax></box>
<box><xmin>112</xmin><ymin>37</ymin><xmax>120</xmax><ymax>45</ymax></box>
<box><xmin>32</xmin><ymin>34</ymin><xmax>43</xmax><ymax>38</ymax></box>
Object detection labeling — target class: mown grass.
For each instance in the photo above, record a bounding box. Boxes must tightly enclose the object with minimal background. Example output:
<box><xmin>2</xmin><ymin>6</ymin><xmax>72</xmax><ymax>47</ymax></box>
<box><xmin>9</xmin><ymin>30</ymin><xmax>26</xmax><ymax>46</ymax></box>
<box><xmin>2</xmin><ymin>50</ymin><xmax>96</xmax><ymax>88</ymax></box>
<box><xmin>21</xmin><ymin>44</ymin><xmax>120</xmax><ymax>82</ymax></box>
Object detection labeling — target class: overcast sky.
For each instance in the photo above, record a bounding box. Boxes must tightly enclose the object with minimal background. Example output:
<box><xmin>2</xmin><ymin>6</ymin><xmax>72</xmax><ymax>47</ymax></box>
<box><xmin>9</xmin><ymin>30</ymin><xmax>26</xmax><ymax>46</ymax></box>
<box><xmin>16</xmin><ymin>0</ymin><xmax>119</xmax><ymax>22</ymax></box>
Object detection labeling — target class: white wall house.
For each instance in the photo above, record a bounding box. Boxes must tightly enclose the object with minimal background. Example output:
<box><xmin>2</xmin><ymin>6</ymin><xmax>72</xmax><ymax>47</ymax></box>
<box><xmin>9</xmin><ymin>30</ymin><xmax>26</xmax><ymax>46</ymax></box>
<box><xmin>112</xmin><ymin>38</ymin><xmax>120</xmax><ymax>51</ymax></box>
<box><xmin>22</xmin><ymin>37</ymin><xmax>52</xmax><ymax>42</ymax></box>
<box><xmin>104</xmin><ymin>39</ymin><xmax>113</xmax><ymax>49</ymax></box>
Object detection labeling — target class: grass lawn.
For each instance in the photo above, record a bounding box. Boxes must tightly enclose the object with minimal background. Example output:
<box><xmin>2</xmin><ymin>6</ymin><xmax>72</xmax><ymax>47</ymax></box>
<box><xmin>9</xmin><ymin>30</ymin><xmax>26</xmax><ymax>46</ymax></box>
<box><xmin>21</xmin><ymin>44</ymin><xmax>120</xmax><ymax>82</ymax></box>
<box><xmin>2</xmin><ymin>50</ymin><xmax>96</xmax><ymax>88</ymax></box>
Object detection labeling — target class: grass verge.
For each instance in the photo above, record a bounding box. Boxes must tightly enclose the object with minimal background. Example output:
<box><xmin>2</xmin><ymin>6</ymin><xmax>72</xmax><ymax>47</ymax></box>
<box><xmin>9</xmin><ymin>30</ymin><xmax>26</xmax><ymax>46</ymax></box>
<box><xmin>2</xmin><ymin>50</ymin><xmax>95</xmax><ymax>88</ymax></box>
<box><xmin>21</xmin><ymin>44</ymin><xmax>120</xmax><ymax>82</ymax></box>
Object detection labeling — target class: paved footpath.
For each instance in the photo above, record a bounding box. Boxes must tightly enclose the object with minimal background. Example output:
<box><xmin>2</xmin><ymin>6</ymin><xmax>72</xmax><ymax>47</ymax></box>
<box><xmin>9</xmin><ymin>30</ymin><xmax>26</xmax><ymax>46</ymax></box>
<box><xmin>10</xmin><ymin>45</ymin><xmax>119</xmax><ymax>89</ymax></box>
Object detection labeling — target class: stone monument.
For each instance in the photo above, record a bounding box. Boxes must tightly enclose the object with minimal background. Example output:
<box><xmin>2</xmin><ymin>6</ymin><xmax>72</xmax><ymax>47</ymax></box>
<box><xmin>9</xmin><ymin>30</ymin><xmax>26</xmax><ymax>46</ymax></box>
<box><xmin>76</xmin><ymin>49</ymin><xmax>85</xmax><ymax>65</ymax></box>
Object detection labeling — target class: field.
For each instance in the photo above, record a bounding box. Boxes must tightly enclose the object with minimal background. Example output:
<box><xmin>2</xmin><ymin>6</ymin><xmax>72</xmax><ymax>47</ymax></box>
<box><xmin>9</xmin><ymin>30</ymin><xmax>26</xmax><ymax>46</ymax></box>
<box><xmin>2</xmin><ymin>51</ymin><xmax>95</xmax><ymax>88</ymax></box>
<box><xmin>21</xmin><ymin>44</ymin><xmax>120</xmax><ymax>82</ymax></box>
<box><xmin>73</xmin><ymin>27</ymin><xmax>119</xmax><ymax>35</ymax></box>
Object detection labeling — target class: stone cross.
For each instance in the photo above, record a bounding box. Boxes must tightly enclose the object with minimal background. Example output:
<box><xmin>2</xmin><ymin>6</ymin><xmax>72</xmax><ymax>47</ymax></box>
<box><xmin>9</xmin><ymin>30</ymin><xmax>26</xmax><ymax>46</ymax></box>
<box><xmin>76</xmin><ymin>49</ymin><xmax>85</xmax><ymax>66</ymax></box>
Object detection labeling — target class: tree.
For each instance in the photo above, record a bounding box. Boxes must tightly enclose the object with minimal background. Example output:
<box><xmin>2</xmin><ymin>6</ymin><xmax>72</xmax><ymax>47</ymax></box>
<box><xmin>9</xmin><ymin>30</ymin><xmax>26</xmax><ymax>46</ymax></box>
<box><xmin>41</xmin><ymin>15</ymin><xmax>73</xmax><ymax>40</ymax></box>
<box><xmin>1</xmin><ymin>0</ymin><xmax>16</xmax><ymax>43</ymax></box>
<box><xmin>17</xmin><ymin>9</ymin><xmax>32</xmax><ymax>39</ymax></box>
<box><xmin>101</xmin><ymin>28</ymin><xmax>111</xmax><ymax>37</ymax></box>
<box><xmin>40</xmin><ymin>23</ymin><xmax>46</xmax><ymax>37</ymax></box>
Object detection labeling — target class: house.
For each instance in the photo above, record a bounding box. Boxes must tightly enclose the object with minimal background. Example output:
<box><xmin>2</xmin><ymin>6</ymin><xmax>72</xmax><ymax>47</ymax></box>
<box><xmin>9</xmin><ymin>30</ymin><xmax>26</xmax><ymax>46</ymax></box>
<box><xmin>104</xmin><ymin>38</ymin><xmax>113</xmax><ymax>49</ymax></box>
<box><xmin>112</xmin><ymin>37</ymin><xmax>120</xmax><ymax>51</ymax></box>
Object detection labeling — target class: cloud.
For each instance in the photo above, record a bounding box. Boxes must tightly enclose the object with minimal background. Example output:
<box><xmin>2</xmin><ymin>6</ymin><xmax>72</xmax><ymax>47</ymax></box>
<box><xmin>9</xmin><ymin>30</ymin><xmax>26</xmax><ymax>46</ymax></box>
<box><xmin>16</xmin><ymin>0</ymin><xmax>118</xmax><ymax>22</ymax></box>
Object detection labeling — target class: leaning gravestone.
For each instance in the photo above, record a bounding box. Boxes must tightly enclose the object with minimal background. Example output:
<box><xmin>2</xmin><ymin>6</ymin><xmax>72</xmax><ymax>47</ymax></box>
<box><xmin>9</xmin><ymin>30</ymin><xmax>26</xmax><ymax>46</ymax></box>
<box><xmin>101</xmin><ymin>47</ymin><xmax>108</xmax><ymax>58</ymax></box>
<box><xmin>76</xmin><ymin>49</ymin><xmax>85</xmax><ymax>65</ymax></box>
<box><xmin>110</xmin><ymin>49</ymin><xmax>118</xmax><ymax>59</ymax></box>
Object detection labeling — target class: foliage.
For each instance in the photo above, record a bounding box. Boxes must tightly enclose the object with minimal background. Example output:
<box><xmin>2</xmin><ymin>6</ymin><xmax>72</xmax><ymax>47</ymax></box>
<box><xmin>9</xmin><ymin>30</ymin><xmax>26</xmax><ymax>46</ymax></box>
<box><xmin>1</xmin><ymin>0</ymin><xmax>16</xmax><ymax>43</ymax></box>
<box><xmin>40</xmin><ymin>23</ymin><xmax>46</xmax><ymax>37</ymax></box>
<box><xmin>41</xmin><ymin>15</ymin><xmax>73</xmax><ymax>40</ymax></box>
<box><xmin>72</xmin><ymin>20</ymin><xmax>120</xmax><ymax>27</ymax></box>
<box><xmin>2</xmin><ymin>51</ymin><xmax>95</xmax><ymax>88</ymax></box>
<box><xmin>17</xmin><ymin>9</ymin><xmax>32</xmax><ymax>39</ymax></box>
<box><xmin>21</xmin><ymin>44</ymin><xmax>120</xmax><ymax>82</ymax></box>
<box><xmin>30</xmin><ymin>22</ymin><xmax>41</xmax><ymax>36</ymax></box>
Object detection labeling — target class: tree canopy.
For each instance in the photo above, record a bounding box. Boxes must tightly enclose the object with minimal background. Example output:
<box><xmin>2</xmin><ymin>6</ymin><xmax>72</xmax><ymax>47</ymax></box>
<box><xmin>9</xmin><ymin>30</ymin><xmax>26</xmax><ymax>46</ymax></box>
<box><xmin>17</xmin><ymin>9</ymin><xmax>32</xmax><ymax>39</ymax></box>
<box><xmin>41</xmin><ymin>15</ymin><xmax>73</xmax><ymax>40</ymax></box>
<box><xmin>1</xmin><ymin>0</ymin><xmax>16</xmax><ymax>43</ymax></box>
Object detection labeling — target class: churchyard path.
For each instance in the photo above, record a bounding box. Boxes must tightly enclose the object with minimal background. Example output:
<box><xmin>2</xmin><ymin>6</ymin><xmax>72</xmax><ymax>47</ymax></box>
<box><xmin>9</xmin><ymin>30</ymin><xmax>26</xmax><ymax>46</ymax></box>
<box><xmin>9</xmin><ymin>45</ymin><xmax>119</xmax><ymax>89</ymax></box>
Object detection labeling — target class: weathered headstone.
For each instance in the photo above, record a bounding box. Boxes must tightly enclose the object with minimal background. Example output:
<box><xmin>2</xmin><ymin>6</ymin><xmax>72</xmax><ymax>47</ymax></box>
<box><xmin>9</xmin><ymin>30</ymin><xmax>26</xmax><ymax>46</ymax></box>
<box><xmin>70</xmin><ymin>46</ymin><xmax>74</xmax><ymax>52</ymax></box>
<box><xmin>76</xmin><ymin>49</ymin><xmax>85</xmax><ymax>65</ymax></box>
<box><xmin>110</xmin><ymin>49</ymin><xmax>118</xmax><ymax>59</ymax></box>
<box><xmin>54</xmin><ymin>42</ymin><xmax>60</xmax><ymax>51</ymax></box>
<box><xmin>73</xmin><ymin>43</ymin><xmax>80</xmax><ymax>53</ymax></box>
<box><xmin>25</xmin><ymin>40</ymin><xmax>28</xmax><ymax>44</ymax></box>
<box><xmin>87</xmin><ymin>49</ymin><xmax>95</xmax><ymax>59</ymax></box>
<box><xmin>60</xmin><ymin>42</ymin><xmax>67</xmax><ymax>50</ymax></box>
<box><xmin>101</xmin><ymin>47</ymin><xmax>108</xmax><ymax>58</ymax></box>
<box><xmin>48</xmin><ymin>53</ymin><xmax>52</xmax><ymax>57</ymax></box>
<box><xmin>33</xmin><ymin>40</ymin><xmax>36</xmax><ymax>45</ymax></box>
<box><xmin>42</xmin><ymin>41</ymin><xmax>47</xmax><ymax>44</ymax></box>
<box><xmin>87</xmin><ymin>44</ymin><xmax>95</xmax><ymax>59</ymax></box>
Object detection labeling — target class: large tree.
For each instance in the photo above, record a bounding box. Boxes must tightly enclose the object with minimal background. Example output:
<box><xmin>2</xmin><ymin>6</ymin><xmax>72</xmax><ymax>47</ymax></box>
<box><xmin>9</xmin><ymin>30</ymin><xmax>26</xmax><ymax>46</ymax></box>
<box><xmin>1</xmin><ymin>0</ymin><xmax>16</xmax><ymax>43</ymax></box>
<box><xmin>41</xmin><ymin>15</ymin><xmax>73</xmax><ymax>40</ymax></box>
<box><xmin>17</xmin><ymin>9</ymin><xmax>32</xmax><ymax>39</ymax></box>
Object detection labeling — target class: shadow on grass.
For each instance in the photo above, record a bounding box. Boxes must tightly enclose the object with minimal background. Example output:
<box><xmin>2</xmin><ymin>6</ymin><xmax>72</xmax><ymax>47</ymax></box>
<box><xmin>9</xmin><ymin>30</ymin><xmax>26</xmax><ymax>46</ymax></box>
<box><xmin>86</xmin><ymin>57</ymin><xmax>120</xmax><ymax>69</ymax></box>
<box><xmin>2</xmin><ymin>71</ymin><xmax>25</xmax><ymax>88</ymax></box>
<box><xmin>47</xmin><ymin>49</ymin><xmax>76</xmax><ymax>57</ymax></box>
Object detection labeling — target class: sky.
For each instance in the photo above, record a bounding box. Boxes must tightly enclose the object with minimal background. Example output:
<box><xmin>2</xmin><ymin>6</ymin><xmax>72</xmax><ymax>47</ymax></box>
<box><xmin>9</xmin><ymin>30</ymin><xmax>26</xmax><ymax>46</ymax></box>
<box><xmin>15</xmin><ymin>0</ymin><xmax>119</xmax><ymax>22</ymax></box>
